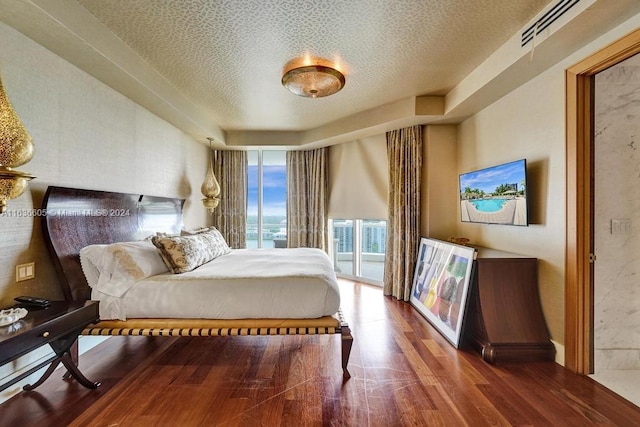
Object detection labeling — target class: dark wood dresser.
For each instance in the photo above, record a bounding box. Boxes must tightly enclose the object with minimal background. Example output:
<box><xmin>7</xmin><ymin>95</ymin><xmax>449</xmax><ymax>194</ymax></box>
<box><xmin>463</xmin><ymin>247</ymin><xmax>555</xmax><ymax>363</ymax></box>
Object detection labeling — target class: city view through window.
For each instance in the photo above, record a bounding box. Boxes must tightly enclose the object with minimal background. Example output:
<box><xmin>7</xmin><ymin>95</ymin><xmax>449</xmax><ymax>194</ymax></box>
<box><xmin>332</xmin><ymin>219</ymin><xmax>387</xmax><ymax>284</ymax></box>
<box><xmin>245</xmin><ymin>150</ymin><xmax>386</xmax><ymax>284</ymax></box>
<box><xmin>246</xmin><ymin>151</ymin><xmax>286</xmax><ymax>249</ymax></box>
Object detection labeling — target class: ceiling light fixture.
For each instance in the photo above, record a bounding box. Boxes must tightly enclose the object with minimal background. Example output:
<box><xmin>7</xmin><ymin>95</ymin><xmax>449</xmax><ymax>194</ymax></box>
<box><xmin>282</xmin><ymin>57</ymin><xmax>345</xmax><ymax>98</ymax></box>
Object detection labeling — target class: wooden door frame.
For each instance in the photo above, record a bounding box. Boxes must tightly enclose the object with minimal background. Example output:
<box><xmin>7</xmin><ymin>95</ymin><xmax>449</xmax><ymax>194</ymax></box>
<box><xmin>565</xmin><ymin>28</ymin><xmax>640</xmax><ymax>374</ymax></box>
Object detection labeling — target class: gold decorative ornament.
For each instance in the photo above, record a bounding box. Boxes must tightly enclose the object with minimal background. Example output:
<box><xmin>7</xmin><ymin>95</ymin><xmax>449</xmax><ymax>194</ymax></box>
<box><xmin>201</xmin><ymin>137</ymin><xmax>220</xmax><ymax>213</ymax></box>
<box><xmin>0</xmin><ymin>76</ymin><xmax>35</xmax><ymax>213</ymax></box>
<box><xmin>448</xmin><ymin>237</ymin><xmax>470</xmax><ymax>246</ymax></box>
<box><xmin>0</xmin><ymin>78</ymin><xmax>34</xmax><ymax>168</ymax></box>
<box><xmin>282</xmin><ymin>56</ymin><xmax>345</xmax><ymax>98</ymax></box>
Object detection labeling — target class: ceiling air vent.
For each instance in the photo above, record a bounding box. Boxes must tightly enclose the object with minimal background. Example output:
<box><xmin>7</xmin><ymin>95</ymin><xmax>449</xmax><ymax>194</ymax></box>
<box><xmin>521</xmin><ymin>0</ymin><xmax>581</xmax><ymax>47</ymax></box>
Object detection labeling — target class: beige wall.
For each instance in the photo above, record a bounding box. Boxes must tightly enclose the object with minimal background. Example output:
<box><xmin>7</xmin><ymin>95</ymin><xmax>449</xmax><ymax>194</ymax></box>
<box><xmin>457</xmin><ymin>64</ymin><xmax>566</xmax><ymax>346</ymax></box>
<box><xmin>422</xmin><ymin>125</ymin><xmax>458</xmax><ymax>241</ymax></box>
<box><xmin>0</xmin><ymin>22</ymin><xmax>210</xmax><ymax>307</ymax></box>
<box><xmin>454</xmin><ymin>16</ymin><xmax>640</xmax><ymax>356</ymax></box>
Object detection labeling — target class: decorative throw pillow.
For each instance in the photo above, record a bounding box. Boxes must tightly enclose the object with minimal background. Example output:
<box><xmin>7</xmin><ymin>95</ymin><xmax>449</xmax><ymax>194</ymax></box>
<box><xmin>143</xmin><ymin>231</ymin><xmax>180</xmax><ymax>241</ymax></box>
<box><xmin>180</xmin><ymin>226</ymin><xmax>212</xmax><ymax>235</ymax></box>
<box><xmin>152</xmin><ymin>228</ymin><xmax>231</xmax><ymax>273</ymax></box>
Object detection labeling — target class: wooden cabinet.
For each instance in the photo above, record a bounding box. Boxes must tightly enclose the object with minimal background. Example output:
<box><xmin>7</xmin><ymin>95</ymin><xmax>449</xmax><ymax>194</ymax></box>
<box><xmin>463</xmin><ymin>247</ymin><xmax>555</xmax><ymax>363</ymax></box>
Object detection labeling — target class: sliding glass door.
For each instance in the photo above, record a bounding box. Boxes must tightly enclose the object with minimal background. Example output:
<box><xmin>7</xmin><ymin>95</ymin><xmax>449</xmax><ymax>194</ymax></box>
<box><xmin>330</xmin><ymin>218</ymin><xmax>386</xmax><ymax>285</ymax></box>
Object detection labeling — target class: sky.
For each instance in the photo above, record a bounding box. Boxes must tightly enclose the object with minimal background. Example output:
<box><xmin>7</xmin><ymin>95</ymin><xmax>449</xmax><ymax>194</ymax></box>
<box><xmin>247</xmin><ymin>164</ymin><xmax>287</xmax><ymax>216</ymax></box>
<box><xmin>459</xmin><ymin>159</ymin><xmax>526</xmax><ymax>194</ymax></box>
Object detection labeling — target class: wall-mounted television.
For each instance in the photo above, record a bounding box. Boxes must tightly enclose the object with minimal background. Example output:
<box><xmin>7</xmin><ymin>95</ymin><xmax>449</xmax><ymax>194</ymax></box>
<box><xmin>459</xmin><ymin>159</ymin><xmax>528</xmax><ymax>226</ymax></box>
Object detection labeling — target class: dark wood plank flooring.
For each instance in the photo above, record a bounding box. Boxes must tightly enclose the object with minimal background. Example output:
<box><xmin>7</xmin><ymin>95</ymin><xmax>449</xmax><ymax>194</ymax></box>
<box><xmin>1</xmin><ymin>279</ymin><xmax>639</xmax><ymax>426</ymax></box>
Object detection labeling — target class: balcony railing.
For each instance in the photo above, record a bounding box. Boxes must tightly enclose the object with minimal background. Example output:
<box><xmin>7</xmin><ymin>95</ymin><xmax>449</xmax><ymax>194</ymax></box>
<box><xmin>334</xmin><ymin>251</ymin><xmax>384</xmax><ymax>283</ymax></box>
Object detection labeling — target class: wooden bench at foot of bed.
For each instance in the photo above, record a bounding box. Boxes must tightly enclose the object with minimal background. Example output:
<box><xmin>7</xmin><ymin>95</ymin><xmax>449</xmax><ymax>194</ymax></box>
<box><xmin>83</xmin><ymin>311</ymin><xmax>354</xmax><ymax>377</ymax></box>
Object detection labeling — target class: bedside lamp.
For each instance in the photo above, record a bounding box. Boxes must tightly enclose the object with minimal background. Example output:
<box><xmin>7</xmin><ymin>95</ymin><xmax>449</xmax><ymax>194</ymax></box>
<box><xmin>0</xmin><ymin>76</ymin><xmax>35</xmax><ymax>214</ymax></box>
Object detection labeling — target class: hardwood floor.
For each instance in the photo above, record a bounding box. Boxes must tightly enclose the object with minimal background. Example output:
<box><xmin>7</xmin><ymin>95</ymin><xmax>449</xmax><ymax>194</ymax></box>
<box><xmin>1</xmin><ymin>279</ymin><xmax>639</xmax><ymax>426</ymax></box>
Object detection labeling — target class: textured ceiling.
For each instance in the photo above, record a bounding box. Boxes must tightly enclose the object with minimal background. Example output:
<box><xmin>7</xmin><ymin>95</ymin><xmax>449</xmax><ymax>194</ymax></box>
<box><xmin>75</xmin><ymin>0</ymin><xmax>551</xmax><ymax>132</ymax></box>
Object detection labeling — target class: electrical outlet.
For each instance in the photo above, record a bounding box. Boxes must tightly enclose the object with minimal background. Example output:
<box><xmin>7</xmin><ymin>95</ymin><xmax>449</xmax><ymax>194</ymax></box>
<box><xmin>16</xmin><ymin>262</ymin><xmax>35</xmax><ymax>282</ymax></box>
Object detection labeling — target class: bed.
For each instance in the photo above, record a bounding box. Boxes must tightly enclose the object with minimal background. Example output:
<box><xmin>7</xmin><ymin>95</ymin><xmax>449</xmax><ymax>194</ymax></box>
<box><xmin>41</xmin><ymin>186</ymin><xmax>353</xmax><ymax>377</ymax></box>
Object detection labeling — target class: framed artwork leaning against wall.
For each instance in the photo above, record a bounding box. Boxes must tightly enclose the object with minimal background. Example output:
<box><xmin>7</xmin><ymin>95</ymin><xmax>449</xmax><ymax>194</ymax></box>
<box><xmin>410</xmin><ymin>238</ymin><xmax>476</xmax><ymax>348</ymax></box>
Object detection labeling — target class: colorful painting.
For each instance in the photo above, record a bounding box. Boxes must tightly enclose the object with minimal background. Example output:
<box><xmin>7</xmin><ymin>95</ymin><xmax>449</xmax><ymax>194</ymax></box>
<box><xmin>410</xmin><ymin>238</ymin><xmax>476</xmax><ymax>347</ymax></box>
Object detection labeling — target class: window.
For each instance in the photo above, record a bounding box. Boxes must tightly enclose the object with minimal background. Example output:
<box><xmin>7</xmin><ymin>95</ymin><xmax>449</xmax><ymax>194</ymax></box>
<box><xmin>246</xmin><ymin>150</ymin><xmax>287</xmax><ymax>248</ymax></box>
<box><xmin>330</xmin><ymin>218</ymin><xmax>386</xmax><ymax>285</ymax></box>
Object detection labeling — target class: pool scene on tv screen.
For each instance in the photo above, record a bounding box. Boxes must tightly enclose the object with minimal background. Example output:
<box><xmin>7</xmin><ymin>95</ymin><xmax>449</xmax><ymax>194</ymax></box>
<box><xmin>459</xmin><ymin>159</ymin><xmax>528</xmax><ymax>226</ymax></box>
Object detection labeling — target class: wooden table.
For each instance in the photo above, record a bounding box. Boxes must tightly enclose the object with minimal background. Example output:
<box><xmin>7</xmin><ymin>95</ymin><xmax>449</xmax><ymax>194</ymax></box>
<box><xmin>0</xmin><ymin>300</ymin><xmax>100</xmax><ymax>391</ymax></box>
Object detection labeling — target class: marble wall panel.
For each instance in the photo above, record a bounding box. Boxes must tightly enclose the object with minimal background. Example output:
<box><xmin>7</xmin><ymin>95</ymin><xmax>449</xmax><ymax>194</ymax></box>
<box><xmin>594</xmin><ymin>54</ymin><xmax>640</xmax><ymax>370</ymax></box>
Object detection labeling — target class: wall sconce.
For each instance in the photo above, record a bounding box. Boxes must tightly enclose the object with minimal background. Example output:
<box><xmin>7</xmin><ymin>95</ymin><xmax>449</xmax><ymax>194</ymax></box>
<box><xmin>201</xmin><ymin>137</ymin><xmax>220</xmax><ymax>213</ymax></box>
<box><xmin>0</xmin><ymin>76</ymin><xmax>35</xmax><ymax>214</ymax></box>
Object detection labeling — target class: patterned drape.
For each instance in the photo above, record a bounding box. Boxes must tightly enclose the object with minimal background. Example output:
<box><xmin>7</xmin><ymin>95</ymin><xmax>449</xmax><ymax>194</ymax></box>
<box><xmin>383</xmin><ymin>126</ymin><xmax>423</xmax><ymax>300</ymax></box>
<box><xmin>286</xmin><ymin>148</ymin><xmax>328</xmax><ymax>251</ymax></box>
<box><xmin>212</xmin><ymin>150</ymin><xmax>247</xmax><ymax>249</ymax></box>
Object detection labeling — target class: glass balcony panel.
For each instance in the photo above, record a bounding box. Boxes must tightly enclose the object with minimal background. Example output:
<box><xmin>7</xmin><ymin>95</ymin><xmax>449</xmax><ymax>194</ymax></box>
<box><xmin>360</xmin><ymin>220</ymin><xmax>386</xmax><ymax>282</ymax></box>
<box><xmin>332</xmin><ymin>219</ymin><xmax>354</xmax><ymax>277</ymax></box>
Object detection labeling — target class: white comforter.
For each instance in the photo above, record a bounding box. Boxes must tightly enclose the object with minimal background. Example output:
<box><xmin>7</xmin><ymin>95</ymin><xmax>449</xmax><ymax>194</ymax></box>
<box><xmin>91</xmin><ymin>248</ymin><xmax>341</xmax><ymax>321</ymax></box>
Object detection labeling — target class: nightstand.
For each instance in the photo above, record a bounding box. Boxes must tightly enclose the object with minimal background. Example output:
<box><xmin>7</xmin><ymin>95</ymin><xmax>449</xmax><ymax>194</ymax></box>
<box><xmin>0</xmin><ymin>300</ymin><xmax>100</xmax><ymax>391</ymax></box>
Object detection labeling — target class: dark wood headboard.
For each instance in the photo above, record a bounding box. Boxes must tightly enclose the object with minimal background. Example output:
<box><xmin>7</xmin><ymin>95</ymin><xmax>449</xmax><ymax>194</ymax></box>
<box><xmin>41</xmin><ymin>186</ymin><xmax>184</xmax><ymax>302</ymax></box>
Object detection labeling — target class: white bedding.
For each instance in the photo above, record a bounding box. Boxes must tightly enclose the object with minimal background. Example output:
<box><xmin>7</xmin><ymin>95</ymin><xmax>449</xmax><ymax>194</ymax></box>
<box><xmin>88</xmin><ymin>248</ymin><xmax>341</xmax><ymax>321</ymax></box>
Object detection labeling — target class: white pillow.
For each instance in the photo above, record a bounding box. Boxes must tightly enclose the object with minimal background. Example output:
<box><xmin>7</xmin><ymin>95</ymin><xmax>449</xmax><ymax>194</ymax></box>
<box><xmin>79</xmin><ymin>244</ymin><xmax>107</xmax><ymax>288</ymax></box>
<box><xmin>79</xmin><ymin>240</ymin><xmax>168</xmax><ymax>297</ymax></box>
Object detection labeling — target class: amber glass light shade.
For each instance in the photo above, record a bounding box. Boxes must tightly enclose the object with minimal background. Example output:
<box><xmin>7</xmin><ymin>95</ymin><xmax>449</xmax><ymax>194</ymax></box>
<box><xmin>0</xmin><ymin>77</ymin><xmax>34</xmax><ymax>168</ymax></box>
<box><xmin>282</xmin><ymin>56</ymin><xmax>346</xmax><ymax>98</ymax></box>
<box><xmin>0</xmin><ymin>168</ymin><xmax>35</xmax><ymax>213</ymax></box>
<box><xmin>0</xmin><ymin>76</ymin><xmax>35</xmax><ymax>213</ymax></box>
<box><xmin>282</xmin><ymin>65</ymin><xmax>345</xmax><ymax>98</ymax></box>
<box><xmin>201</xmin><ymin>140</ymin><xmax>220</xmax><ymax>213</ymax></box>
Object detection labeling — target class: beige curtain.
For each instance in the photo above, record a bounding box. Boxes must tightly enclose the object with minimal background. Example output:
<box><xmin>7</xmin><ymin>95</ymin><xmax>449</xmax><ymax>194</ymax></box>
<box><xmin>383</xmin><ymin>126</ymin><xmax>423</xmax><ymax>300</ymax></box>
<box><xmin>212</xmin><ymin>150</ymin><xmax>247</xmax><ymax>249</ymax></box>
<box><xmin>286</xmin><ymin>148</ymin><xmax>328</xmax><ymax>251</ymax></box>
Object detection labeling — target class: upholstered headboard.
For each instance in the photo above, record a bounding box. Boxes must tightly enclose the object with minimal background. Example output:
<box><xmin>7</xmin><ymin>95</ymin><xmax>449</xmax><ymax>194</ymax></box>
<box><xmin>41</xmin><ymin>186</ymin><xmax>184</xmax><ymax>301</ymax></box>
